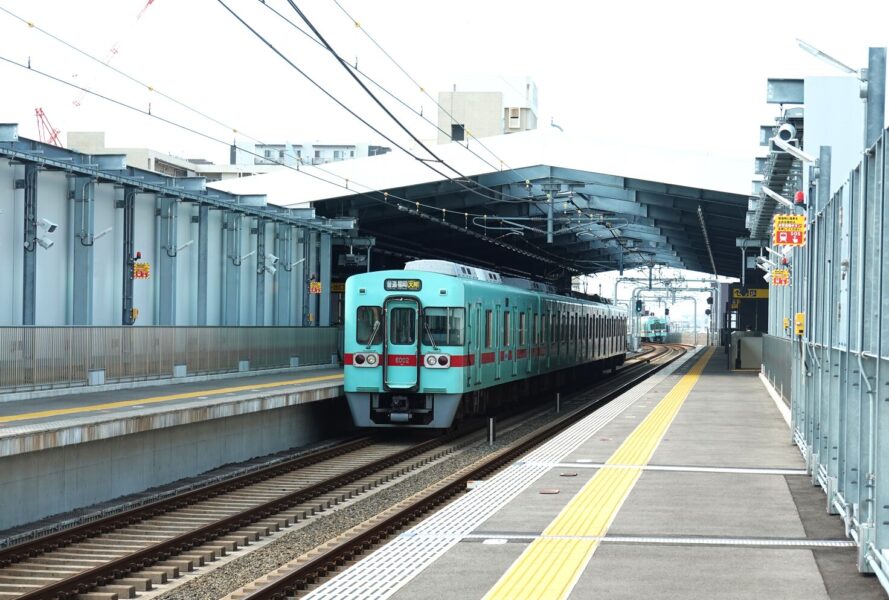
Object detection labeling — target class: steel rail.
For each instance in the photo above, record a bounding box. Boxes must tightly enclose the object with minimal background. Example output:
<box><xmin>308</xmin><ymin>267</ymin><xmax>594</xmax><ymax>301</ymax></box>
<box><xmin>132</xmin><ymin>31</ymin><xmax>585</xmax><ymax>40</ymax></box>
<box><xmin>11</xmin><ymin>434</ymin><xmax>457</xmax><ymax>600</ymax></box>
<box><xmin>241</xmin><ymin>346</ymin><xmax>688</xmax><ymax>598</ymax></box>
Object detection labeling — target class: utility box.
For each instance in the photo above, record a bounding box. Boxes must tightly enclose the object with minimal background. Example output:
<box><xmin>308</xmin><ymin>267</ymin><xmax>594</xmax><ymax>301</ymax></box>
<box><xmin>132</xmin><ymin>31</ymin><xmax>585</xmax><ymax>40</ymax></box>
<box><xmin>729</xmin><ymin>331</ymin><xmax>763</xmax><ymax>370</ymax></box>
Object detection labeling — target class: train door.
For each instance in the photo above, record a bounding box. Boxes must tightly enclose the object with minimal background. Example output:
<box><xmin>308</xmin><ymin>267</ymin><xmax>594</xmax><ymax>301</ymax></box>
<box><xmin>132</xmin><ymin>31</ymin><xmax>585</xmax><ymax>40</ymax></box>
<box><xmin>495</xmin><ymin>305</ymin><xmax>502</xmax><ymax>380</ymax></box>
<box><xmin>511</xmin><ymin>306</ymin><xmax>519</xmax><ymax>377</ymax></box>
<box><xmin>383</xmin><ymin>298</ymin><xmax>420</xmax><ymax>390</ymax></box>
<box><xmin>473</xmin><ymin>302</ymin><xmax>482</xmax><ymax>385</ymax></box>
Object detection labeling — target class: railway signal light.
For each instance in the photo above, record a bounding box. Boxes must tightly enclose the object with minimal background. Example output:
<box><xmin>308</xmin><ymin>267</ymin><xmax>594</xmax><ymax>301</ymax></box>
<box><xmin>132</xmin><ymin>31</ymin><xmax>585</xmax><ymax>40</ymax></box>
<box><xmin>635</xmin><ymin>300</ymin><xmax>643</xmax><ymax>313</ymax></box>
<box><xmin>706</xmin><ymin>296</ymin><xmax>713</xmax><ymax>305</ymax></box>
<box><xmin>705</xmin><ymin>309</ymin><xmax>712</xmax><ymax>316</ymax></box>
<box><xmin>664</xmin><ymin>308</ymin><xmax>670</xmax><ymax>316</ymax></box>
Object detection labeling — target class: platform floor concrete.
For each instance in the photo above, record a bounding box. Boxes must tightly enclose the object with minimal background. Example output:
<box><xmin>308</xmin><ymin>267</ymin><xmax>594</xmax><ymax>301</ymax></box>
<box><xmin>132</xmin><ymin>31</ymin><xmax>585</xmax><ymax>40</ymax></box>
<box><xmin>390</xmin><ymin>350</ymin><xmax>886</xmax><ymax>600</ymax></box>
<box><xmin>0</xmin><ymin>366</ymin><xmax>342</xmax><ymax>426</ymax></box>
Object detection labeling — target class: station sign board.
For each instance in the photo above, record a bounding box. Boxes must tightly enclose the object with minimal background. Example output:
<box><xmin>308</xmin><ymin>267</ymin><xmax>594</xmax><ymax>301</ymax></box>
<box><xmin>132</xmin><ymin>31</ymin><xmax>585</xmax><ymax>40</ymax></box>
<box><xmin>771</xmin><ymin>269</ymin><xmax>790</xmax><ymax>286</ymax></box>
<box><xmin>732</xmin><ymin>288</ymin><xmax>769</xmax><ymax>299</ymax></box>
<box><xmin>773</xmin><ymin>214</ymin><xmax>806</xmax><ymax>247</ymax></box>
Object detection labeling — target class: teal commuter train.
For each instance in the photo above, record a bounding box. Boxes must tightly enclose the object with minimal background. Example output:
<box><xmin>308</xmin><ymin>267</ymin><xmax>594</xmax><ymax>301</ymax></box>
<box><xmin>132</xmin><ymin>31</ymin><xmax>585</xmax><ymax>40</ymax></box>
<box><xmin>640</xmin><ymin>316</ymin><xmax>669</xmax><ymax>342</ymax></box>
<box><xmin>343</xmin><ymin>260</ymin><xmax>627</xmax><ymax>428</ymax></box>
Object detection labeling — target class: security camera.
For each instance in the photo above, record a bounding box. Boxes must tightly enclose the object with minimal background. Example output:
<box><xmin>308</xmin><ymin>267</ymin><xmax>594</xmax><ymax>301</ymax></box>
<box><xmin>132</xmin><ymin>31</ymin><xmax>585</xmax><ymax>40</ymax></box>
<box><xmin>266</xmin><ymin>265</ymin><xmax>277</xmax><ymax>275</ymax></box>
<box><xmin>756</xmin><ymin>256</ymin><xmax>778</xmax><ymax>269</ymax></box>
<box><xmin>266</xmin><ymin>253</ymin><xmax>279</xmax><ymax>266</ymax></box>
<box><xmin>36</xmin><ymin>235</ymin><xmax>54</xmax><ymax>249</ymax></box>
<box><xmin>37</xmin><ymin>217</ymin><xmax>58</xmax><ymax>233</ymax></box>
<box><xmin>777</xmin><ymin>123</ymin><xmax>796</xmax><ymax>142</ymax></box>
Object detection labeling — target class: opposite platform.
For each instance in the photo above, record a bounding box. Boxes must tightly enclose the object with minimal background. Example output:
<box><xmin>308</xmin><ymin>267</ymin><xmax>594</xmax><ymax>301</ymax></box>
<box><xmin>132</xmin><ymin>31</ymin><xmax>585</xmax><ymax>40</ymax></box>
<box><xmin>0</xmin><ymin>367</ymin><xmax>345</xmax><ymax>531</ymax></box>
<box><xmin>307</xmin><ymin>347</ymin><xmax>884</xmax><ymax>600</ymax></box>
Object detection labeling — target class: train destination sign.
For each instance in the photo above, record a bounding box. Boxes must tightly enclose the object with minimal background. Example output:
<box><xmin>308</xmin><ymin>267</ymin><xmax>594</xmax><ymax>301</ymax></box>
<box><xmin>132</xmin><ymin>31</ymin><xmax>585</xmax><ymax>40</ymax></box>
<box><xmin>773</xmin><ymin>214</ymin><xmax>806</xmax><ymax>247</ymax></box>
<box><xmin>384</xmin><ymin>279</ymin><xmax>422</xmax><ymax>291</ymax></box>
<box><xmin>771</xmin><ymin>269</ymin><xmax>790</xmax><ymax>286</ymax></box>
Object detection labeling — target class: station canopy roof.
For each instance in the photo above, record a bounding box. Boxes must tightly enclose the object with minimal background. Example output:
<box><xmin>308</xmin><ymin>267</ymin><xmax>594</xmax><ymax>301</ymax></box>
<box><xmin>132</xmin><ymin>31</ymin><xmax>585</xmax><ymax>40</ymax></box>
<box><xmin>212</xmin><ymin>129</ymin><xmax>750</xmax><ymax>282</ymax></box>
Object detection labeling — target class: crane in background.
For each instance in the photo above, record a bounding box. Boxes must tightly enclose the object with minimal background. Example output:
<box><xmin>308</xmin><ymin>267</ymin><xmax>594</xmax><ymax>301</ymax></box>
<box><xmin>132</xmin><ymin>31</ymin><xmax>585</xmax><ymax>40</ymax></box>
<box><xmin>34</xmin><ymin>107</ymin><xmax>62</xmax><ymax>147</ymax></box>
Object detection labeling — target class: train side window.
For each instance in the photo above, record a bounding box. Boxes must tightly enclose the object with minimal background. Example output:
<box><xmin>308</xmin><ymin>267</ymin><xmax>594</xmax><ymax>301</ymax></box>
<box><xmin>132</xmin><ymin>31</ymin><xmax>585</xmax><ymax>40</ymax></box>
<box><xmin>533</xmin><ymin>313</ymin><xmax>538</xmax><ymax>345</ymax></box>
<box><xmin>423</xmin><ymin>307</ymin><xmax>465</xmax><ymax>346</ymax></box>
<box><xmin>356</xmin><ymin>306</ymin><xmax>383</xmax><ymax>345</ymax></box>
<box><xmin>389</xmin><ymin>308</ymin><xmax>416</xmax><ymax>345</ymax></box>
<box><xmin>503</xmin><ymin>311</ymin><xmax>511</xmax><ymax>346</ymax></box>
<box><xmin>519</xmin><ymin>312</ymin><xmax>527</xmax><ymax>346</ymax></box>
<box><xmin>485</xmin><ymin>310</ymin><xmax>493</xmax><ymax>348</ymax></box>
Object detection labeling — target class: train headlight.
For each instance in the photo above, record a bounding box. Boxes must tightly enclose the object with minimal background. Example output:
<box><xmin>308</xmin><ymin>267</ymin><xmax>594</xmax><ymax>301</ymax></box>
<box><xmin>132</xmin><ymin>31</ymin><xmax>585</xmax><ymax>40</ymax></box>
<box><xmin>426</xmin><ymin>355</ymin><xmax>438</xmax><ymax>366</ymax></box>
<box><xmin>366</xmin><ymin>353</ymin><xmax>378</xmax><ymax>366</ymax></box>
<box><xmin>437</xmin><ymin>355</ymin><xmax>449</xmax><ymax>366</ymax></box>
<box><xmin>354</xmin><ymin>354</ymin><xmax>366</xmax><ymax>365</ymax></box>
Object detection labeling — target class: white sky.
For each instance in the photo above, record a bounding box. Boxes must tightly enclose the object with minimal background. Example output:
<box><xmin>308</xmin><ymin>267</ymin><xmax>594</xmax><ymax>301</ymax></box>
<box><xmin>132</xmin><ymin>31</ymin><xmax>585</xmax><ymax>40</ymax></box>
<box><xmin>2</xmin><ymin>0</ymin><xmax>887</xmax><ymax>197</ymax></box>
<box><xmin>1</xmin><ymin>0</ymin><xmax>885</xmax><ymax>319</ymax></box>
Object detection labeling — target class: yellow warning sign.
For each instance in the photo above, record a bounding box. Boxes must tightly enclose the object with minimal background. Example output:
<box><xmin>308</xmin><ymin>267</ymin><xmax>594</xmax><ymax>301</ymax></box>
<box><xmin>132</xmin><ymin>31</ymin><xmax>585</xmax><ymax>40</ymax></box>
<box><xmin>732</xmin><ymin>288</ymin><xmax>769</xmax><ymax>299</ymax></box>
<box><xmin>309</xmin><ymin>281</ymin><xmax>322</xmax><ymax>294</ymax></box>
<box><xmin>771</xmin><ymin>269</ymin><xmax>790</xmax><ymax>286</ymax></box>
<box><xmin>794</xmin><ymin>312</ymin><xmax>805</xmax><ymax>336</ymax></box>
<box><xmin>773</xmin><ymin>214</ymin><xmax>807</xmax><ymax>247</ymax></box>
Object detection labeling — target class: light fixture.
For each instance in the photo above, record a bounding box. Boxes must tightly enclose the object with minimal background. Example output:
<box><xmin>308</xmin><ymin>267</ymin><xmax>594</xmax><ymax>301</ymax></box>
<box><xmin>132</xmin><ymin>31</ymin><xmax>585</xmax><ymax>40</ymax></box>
<box><xmin>761</xmin><ymin>185</ymin><xmax>795</xmax><ymax>209</ymax></box>
<box><xmin>770</xmin><ymin>136</ymin><xmax>818</xmax><ymax>164</ymax></box>
<box><xmin>796</xmin><ymin>39</ymin><xmax>858</xmax><ymax>77</ymax></box>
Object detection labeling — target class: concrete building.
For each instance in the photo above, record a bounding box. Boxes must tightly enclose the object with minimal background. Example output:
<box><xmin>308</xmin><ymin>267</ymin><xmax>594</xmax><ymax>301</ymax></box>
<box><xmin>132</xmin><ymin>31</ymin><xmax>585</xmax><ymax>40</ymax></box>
<box><xmin>437</xmin><ymin>76</ymin><xmax>538</xmax><ymax>144</ymax></box>
<box><xmin>68</xmin><ymin>132</ymin><xmax>391</xmax><ymax>182</ymax></box>
<box><xmin>244</xmin><ymin>142</ymin><xmax>391</xmax><ymax>167</ymax></box>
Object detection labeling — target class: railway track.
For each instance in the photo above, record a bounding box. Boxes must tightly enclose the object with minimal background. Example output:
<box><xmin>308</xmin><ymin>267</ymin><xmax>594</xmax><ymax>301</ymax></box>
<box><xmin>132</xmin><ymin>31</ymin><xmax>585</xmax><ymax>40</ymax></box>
<box><xmin>224</xmin><ymin>344</ymin><xmax>689</xmax><ymax>600</ymax></box>
<box><xmin>0</xmin><ymin>344</ymin><xmax>685</xmax><ymax>600</ymax></box>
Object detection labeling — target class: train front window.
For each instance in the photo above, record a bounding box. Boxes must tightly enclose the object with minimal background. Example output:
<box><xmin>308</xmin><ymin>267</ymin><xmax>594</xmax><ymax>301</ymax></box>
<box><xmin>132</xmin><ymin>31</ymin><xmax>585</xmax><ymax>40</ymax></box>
<box><xmin>389</xmin><ymin>308</ymin><xmax>416</xmax><ymax>345</ymax></box>
<box><xmin>422</xmin><ymin>308</ymin><xmax>465</xmax><ymax>346</ymax></box>
<box><xmin>356</xmin><ymin>306</ymin><xmax>383</xmax><ymax>345</ymax></box>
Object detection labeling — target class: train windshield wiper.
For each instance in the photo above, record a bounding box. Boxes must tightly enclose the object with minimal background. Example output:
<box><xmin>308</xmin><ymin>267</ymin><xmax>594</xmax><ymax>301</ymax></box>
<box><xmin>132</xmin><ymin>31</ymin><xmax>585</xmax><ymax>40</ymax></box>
<box><xmin>365</xmin><ymin>320</ymin><xmax>381</xmax><ymax>350</ymax></box>
<box><xmin>423</xmin><ymin>320</ymin><xmax>440</xmax><ymax>352</ymax></box>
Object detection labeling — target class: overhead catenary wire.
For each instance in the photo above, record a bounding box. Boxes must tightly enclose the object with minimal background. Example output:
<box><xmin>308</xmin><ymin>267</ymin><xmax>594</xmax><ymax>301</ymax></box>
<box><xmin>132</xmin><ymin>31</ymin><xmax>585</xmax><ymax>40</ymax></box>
<box><xmin>328</xmin><ymin>0</ymin><xmax>530</xmax><ymax>190</ymax></box>
<box><xmin>0</xmin><ymin>51</ymin><xmax>580</xmax><ymax>271</ymax></box>
<box><xmin>0</xmin><ymin>8</ymin><xmax>596</xmax><ymax>275</ymax></box>
<box><xmin>280</xmin><ymin>0</ymin><xmax>543</xmax><ymax>206</ymax></box>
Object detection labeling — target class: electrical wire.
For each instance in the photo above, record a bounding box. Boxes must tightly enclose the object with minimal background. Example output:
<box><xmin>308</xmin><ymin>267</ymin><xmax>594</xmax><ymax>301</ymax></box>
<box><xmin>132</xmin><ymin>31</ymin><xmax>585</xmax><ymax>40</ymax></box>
<box><xmin>257</xmin><ymin>0</ymin><xmax>509</xmax><ymax>177</ymax></box>
<box><xmin>0</xmin><ymin>7</ymin><xmax>593</xmax><ymax>275</ymax></box>
<box><xmin>328</xmin><ymin>0</ymin><xmax>531</xmax><ymax>192</ymax></box>
<box><xmin>0</xmin><ymin>52</ymin><xmax>579</xmax><ymax>271</ymax></box>
<box><xmin>281</xmin><ymin>0</ymin><xmax>542</xmax><ymax>206</ymax></box>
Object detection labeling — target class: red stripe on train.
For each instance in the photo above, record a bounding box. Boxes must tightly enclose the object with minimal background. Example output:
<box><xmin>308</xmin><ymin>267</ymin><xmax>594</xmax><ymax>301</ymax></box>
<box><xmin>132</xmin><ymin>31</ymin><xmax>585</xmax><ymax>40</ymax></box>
<box><xmin>448</xmin><ymin>354</ymin><xmax>475</xmax><ymax>367</ymax></box>
<box><xmin>343</xmin><ymin>353</ymin><xmax>353</xmax><ymax>365</ymax></box>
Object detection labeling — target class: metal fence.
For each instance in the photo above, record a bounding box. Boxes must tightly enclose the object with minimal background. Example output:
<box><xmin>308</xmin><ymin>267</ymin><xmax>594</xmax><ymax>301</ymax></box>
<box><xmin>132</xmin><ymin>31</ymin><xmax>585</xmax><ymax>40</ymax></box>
<box><xmin>762</xmin><ymin>334</ymin><xmax>792</xmax><ymax>402</ymax></box>
<box><xmin>0</xmin><ymin>327</ymin><xmax>340</xmax><ymax>393</ymax></box>
<box><xmin>782</xmin><ymin>127</ymin><xmax>889</xmax><ymax>588</ymax></box>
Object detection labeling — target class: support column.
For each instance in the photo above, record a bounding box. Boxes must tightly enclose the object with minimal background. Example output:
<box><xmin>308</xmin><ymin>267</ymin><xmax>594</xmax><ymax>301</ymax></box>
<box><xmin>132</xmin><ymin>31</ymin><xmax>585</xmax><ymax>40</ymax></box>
<box><xmin>294</xmin><ymin>228</ymin><xmax>306</xmax><ymax>325</ymax></box>
<box><xmin>307</xmin><ymin>230</ymin><xmax>319</xmax><ymax>326</ymax></box>
<box><xmin>275</xmin><ymin>224</ymin><xmax>292</xmax><ymax>325</ymax></box>
<box><xmin>197</xmin><ymin>205</ymin><xmax>209</xmax><ymax>325</ymax></box>
<box><xmin>865</xmin><ymin>47</ymin><xmax>886</xmax><ymax>150</ymax></box>
<box><xmin>157</xmin><ymin>196</ymin><xmax>178</xmax><ymax>325</ymax></box>
<box><xmin>121</xmin><ymin>186</ymin><xmax>136</xmax><ymax>325</ymax></box>
<box><xmin>72</xmin><ymin>177</ymin><xmax>95</xmax><ymax>325</ymax></box>
<box><xmin>22</xmin><ymin>164</ymin><xmax>38</xmax><ymax>326</ymax></box>
<box><xmin>223</xmin><ymin>212</ymin><xmax>241</xmax><ymax>326</ymax></box>
<box><xmin>256</xmin><ymin>219</ymin><xmax>266</xmax><ymax>326</ymax></box>
<box><xmin>319</xmin><ymin>232</ymin><xmax>331</xmax><ymax>326</ymax></box>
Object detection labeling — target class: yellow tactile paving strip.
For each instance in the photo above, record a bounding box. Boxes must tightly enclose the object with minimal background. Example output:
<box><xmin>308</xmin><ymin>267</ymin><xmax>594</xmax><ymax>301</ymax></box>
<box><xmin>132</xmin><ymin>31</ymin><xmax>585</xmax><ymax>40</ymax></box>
<box><xmin>0</xmin><ymin>373</ymin><xmax>343</xmax><ymax>425</ymax></box>
<box><xmin>484</xmin><ymin>347</ymin><xmax>715</xmax><ymax>600</ymax></box>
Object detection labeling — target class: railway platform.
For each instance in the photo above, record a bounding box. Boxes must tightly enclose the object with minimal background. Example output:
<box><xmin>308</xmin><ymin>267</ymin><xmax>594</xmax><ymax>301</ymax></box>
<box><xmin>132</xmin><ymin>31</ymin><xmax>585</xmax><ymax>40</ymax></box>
<box><xmin>0</xmin><ymin>367</ymin><xmax>344</xmax><ymax>532</ymax></box>
<box><xmin>307</xmin><ymin>347</ymin><xmax>885</xmax><ymax>600</ymax></box>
